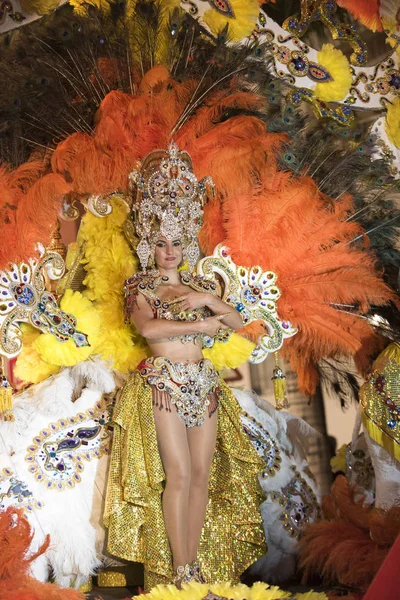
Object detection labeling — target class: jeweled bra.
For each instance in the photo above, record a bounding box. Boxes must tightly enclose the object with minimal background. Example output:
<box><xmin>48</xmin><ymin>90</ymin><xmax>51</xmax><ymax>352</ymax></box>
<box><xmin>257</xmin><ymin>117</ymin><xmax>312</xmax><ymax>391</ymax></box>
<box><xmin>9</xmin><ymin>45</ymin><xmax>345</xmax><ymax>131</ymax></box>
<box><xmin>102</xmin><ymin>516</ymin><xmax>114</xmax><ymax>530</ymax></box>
<box><xmin>124</xmin><ymin>271</ymin><xmax>218</xmax><ymax>345</ymax></box>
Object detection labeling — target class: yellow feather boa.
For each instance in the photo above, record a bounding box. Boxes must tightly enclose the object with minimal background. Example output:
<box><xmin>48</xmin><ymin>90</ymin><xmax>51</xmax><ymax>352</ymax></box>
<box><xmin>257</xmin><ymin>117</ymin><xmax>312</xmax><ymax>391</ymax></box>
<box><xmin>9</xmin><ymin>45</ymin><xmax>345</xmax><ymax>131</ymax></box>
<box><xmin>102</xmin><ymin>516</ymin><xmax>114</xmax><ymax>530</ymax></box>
<box><xmin>78</xmin><ymin>195</ymin><xmax>148</xmax><ymax>372</ymax></box>
<box><xmin>132</xmin><ymin>581</ymin><xmax>328</xmax><ymax>600</ymax></box>
<box><xmin>203</xmin><ymin>332</ymin><xmax>255</xmax><ymax>371</ymax></box>
<box><xmin>14</xmin><ymin>324</ymin><xmax>59</xmax><ymax>384</ymax></box>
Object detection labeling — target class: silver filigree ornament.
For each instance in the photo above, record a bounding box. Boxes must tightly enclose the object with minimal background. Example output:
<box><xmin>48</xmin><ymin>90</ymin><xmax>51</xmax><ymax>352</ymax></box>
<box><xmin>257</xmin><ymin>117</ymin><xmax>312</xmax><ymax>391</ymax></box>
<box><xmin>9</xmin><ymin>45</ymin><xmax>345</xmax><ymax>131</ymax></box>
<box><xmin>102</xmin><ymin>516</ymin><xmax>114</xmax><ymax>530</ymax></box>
<box><xmin>129</xmin><ymin>142</ymin><xmax>214</xmax><ymax>272</ymax></box>
<box><xmin>268</xmin><ymin>465</ymin><xmax>321</xmax><ymax>540</ymax></box>
<box><xmin>0</xmin><ymin>252</ymin><xmax>89</xmax><ymax>358</ymax></box>
<box><xmin>197</xmin><ymin>244</ymin><xmax>297</xmax><ymax>360</ymax></box>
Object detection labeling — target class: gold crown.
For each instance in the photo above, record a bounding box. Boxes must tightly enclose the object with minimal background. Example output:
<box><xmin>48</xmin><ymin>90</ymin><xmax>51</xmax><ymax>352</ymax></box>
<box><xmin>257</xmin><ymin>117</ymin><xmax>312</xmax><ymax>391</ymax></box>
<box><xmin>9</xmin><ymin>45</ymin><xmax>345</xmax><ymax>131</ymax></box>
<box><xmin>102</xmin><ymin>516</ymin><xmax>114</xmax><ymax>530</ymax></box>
<box><xmin>128</xmin><ymin>142</ymin><xmax>214</xmax><ymax>271</ymax></box>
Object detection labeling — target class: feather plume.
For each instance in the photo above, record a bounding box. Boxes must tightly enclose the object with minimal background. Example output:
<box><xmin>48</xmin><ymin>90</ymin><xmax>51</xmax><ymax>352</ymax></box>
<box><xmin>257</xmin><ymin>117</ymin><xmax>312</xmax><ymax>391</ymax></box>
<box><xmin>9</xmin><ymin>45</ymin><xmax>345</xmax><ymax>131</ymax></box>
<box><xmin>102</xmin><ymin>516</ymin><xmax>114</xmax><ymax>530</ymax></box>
<box><xmin>336</xmin><ymin>0</ymin><xmax>382</xmax><ymax>32</ymax></box>
<box><xmin>298</xmin><ymin>476</ymin><xmax>400</xmax><ymax>590</ymax></box>
<box><xmin>0</xmin><ymin>507</ymin><xmax>84</xmax><ymax>600</ymax></box>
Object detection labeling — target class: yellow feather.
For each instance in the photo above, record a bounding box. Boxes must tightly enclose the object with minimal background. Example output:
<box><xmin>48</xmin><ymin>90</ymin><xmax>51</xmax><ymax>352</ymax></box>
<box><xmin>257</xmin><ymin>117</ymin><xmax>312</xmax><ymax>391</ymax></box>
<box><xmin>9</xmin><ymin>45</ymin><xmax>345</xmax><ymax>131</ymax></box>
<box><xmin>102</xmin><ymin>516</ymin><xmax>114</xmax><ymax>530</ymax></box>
<box><xmin>34</xmin><ymin>290</ymin><xmax>101</xmax><ymax>366</ymax></box>
<box><xmin>330</xmin><ymin>443</ymin><xmax>347</xmax><ymax>474</ymax></box>
<box><xmin>77</xmin><ymin>196</ymin><xmax>144</xmax><ymax>373</ymax></box>
<box><xmin>385</xmin><ymin>98</ymin><xmax>400</xmax><ymax>149</ymax></box>
<box><xmin>203</xmin><ymin>0</ymin><xmax>260</xmax><ymax>42</ymax></box>
<box><xmin>19</xmin><ymin>0</ymin><xmax>59</xmax><ymax>15</ymax></box>
<box><xmin>130</xmin><ymin>580</ymin><xmax>326</xmax><ymax>599</ymax></box>
<box><xmin>203</xmin><ymin>333</ymin><xmax>255</xmax><ymax>371</ymax></box>
<box><xmin>314</xmin><ymin>43</ymin><xmax>352</xmax><ymax>102</ymax></box>
<box><xmin>14</xmin><ymin>325</ymin><xmax>59</xmax><ymax>384</ymax></box>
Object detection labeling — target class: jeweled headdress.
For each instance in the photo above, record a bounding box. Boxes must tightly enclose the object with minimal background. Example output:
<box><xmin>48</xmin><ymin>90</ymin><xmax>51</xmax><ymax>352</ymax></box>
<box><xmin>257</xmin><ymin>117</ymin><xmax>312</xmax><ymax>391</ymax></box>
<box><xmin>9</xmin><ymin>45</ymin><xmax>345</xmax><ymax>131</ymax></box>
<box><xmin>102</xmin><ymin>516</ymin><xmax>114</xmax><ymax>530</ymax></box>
<box><xmin>128</xmin><ymin>142</ymin><xmax>213</xmax><ymax>271</ymax></box>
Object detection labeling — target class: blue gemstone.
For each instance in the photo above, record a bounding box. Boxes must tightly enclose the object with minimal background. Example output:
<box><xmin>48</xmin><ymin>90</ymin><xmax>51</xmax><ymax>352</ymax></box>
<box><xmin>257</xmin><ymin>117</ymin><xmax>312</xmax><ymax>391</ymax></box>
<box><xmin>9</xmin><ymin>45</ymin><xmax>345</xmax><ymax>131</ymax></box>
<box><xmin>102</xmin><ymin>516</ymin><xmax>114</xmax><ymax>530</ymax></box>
<box><xmin>236</xmin><ymin>303</ymin><xmax>245</xmax><ymax>312</ymax></box>
<box><xmin>387</xmin><ymin>419</ymin><xmax>396</xmax><ymax>429</ymax></box>
<box><xmin>244</xmin><ymin>289</ymin><xmax>258</xmax><ymax>304</ymax></box>
<box><xmin>293</xmin><ymin>58</ymin><xmax>306</xmax><ymax>71</ymax></box>
<box><xmin>390</xmin><ymin>74</ymin><xmax>400</xmax><ymax>89</ymax></box>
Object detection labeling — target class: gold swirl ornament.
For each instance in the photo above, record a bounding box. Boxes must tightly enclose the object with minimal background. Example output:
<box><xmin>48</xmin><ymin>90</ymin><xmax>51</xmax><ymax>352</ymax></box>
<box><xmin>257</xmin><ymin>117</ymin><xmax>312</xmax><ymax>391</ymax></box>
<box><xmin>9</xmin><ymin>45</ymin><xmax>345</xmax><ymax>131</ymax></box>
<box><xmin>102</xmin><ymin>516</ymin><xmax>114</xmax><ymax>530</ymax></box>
<box><xmin>197</xmin><ymin>244</ymin><xmax>297</xmax><ymax>363</ymax></box>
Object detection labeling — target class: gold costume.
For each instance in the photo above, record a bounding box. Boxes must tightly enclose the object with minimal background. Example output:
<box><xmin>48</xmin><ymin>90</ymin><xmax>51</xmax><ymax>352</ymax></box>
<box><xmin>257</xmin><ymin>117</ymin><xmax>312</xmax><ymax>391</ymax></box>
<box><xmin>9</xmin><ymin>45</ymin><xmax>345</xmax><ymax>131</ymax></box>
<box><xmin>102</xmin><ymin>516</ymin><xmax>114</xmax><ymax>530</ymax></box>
<box><xmin>360</xmin><ymin>342</ymin><xmax>400</xmax><ymax>462</ymax></box>
<box><xmin>104</xmin><ymin>367</ymin><xmax>267</xmax><ymax>590</ymax></box>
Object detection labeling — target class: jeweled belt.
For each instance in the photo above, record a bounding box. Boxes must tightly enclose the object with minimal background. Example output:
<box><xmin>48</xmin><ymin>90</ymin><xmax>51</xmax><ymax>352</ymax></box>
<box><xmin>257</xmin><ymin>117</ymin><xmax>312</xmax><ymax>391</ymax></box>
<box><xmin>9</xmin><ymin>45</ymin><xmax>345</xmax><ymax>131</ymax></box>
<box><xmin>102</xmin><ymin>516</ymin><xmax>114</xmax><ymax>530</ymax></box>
<box><xmin>137</xmin><ymin>357</ymin><xmax>220</xmax><ymax>428</ymax></box>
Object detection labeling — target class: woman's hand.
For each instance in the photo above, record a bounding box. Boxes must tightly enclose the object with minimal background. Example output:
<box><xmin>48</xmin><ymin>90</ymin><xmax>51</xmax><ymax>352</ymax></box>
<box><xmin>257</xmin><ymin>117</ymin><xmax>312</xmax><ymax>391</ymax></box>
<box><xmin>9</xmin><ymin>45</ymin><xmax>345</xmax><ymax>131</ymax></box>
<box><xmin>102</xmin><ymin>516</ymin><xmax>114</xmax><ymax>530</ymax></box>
<box><xmin>176</xmin><ymin>291</ymin><xmax>213</xmax><ymax>311</ymax></box>
<box><xmin>200</xmin><ymin>315</ymin><xmax>229</xmax><ymax>337</ymax></box>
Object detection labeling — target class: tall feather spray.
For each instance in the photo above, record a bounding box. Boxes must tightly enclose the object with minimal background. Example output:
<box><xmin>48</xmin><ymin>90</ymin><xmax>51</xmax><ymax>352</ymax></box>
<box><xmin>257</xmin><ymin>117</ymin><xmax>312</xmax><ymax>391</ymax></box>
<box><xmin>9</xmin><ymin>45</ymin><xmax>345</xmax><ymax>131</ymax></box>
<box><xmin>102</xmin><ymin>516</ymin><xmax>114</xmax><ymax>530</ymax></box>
<box><xmin>0</xmin><ymin>507</ymin><xmax>85</xmax><ymax>600</ymax></box>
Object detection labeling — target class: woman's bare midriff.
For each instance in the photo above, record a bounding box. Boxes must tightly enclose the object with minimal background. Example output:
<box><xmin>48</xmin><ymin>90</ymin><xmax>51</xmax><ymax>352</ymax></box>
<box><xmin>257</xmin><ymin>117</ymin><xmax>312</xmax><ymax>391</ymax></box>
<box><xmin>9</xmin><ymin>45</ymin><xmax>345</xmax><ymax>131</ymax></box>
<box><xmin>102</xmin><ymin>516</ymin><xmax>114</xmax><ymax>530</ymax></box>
<box><xmin>147</xmin><ymin>338</ymin><xmax>204</xmax><ymax>363</ymax></box>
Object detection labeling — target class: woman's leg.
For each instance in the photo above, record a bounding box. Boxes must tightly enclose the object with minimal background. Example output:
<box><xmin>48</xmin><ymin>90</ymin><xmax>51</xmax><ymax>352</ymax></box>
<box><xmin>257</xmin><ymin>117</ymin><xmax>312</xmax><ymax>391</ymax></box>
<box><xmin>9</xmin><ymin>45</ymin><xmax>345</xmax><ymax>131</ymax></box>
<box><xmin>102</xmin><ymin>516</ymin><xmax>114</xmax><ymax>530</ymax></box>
<box><xmin>153</xmin><ymin>401</ymin><xmax>191</xmax><ymax>570</ymax></box>
<box><xmin>186</xmin><ymin>409</ymin><xmax>218</xmax><ymax>561</ymax></box>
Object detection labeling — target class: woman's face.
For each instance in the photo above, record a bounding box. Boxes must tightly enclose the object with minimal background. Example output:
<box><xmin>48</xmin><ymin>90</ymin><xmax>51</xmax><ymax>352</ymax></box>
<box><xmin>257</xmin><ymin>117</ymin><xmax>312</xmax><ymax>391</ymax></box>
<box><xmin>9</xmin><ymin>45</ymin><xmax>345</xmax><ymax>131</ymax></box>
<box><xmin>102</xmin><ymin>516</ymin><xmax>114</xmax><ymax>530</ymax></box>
<box><xmin>154</xmin><ymin>236</ymin><xmax>183</xmax><ymax>270</ymax></box>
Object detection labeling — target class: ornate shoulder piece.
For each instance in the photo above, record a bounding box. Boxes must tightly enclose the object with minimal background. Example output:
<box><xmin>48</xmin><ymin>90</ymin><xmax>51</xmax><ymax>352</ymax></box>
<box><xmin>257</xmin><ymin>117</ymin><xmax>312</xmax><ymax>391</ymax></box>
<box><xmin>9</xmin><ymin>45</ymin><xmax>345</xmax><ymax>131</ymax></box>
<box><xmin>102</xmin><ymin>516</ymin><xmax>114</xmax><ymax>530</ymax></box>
<box><xmin>0</xmin><ymin>252</ymin><xmax>89</xmax><ymax>358</ymax></box>
<box><xmin>197</xmin><ymin>244</ymin><xmax>297</xmax><ymax>362</ymax></box>
<box><xmin>124</xmin><ymin>270</ymin><xmax>160</xmax><ymax>323</ymax></box>
<box><xmin>179</xmin><ymin>271</ymin><xmax>219</xmax><ymax>296</ymax></box>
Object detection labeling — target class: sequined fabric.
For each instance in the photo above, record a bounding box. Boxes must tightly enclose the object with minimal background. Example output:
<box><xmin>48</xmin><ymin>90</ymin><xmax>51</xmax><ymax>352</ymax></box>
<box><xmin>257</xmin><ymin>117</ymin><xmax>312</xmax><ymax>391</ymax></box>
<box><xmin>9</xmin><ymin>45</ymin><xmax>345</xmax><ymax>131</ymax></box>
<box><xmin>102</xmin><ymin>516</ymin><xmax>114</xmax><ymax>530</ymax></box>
<box><xmin>360</xmin><ymin>343</ymin><xmax>400</xmax><ymax>462</ymax></box>
<box><xmin>103</xmin><ymin>373</ymin><xmax>266</xmax><ymax>591</ymax></box>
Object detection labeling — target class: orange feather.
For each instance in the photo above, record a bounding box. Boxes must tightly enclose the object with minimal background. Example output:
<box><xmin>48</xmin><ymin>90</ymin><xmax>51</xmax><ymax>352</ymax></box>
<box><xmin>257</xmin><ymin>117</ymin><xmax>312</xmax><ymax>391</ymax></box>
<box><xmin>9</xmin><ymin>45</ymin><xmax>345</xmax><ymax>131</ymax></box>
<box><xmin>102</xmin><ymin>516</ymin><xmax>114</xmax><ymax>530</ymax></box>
<box><xmin>336</xmin><ymin>0</ymin><xmax>382</xmax><ymax>32</ymax></box>
<box><xmin>298</xmin><ymin>476</ymin><xmax>400</xmax><ymax>589</ymax></box>
<box><xmin>0</xmin><ymin>507</ymin><xmax>84</xmax><ymax>600</ymax></box>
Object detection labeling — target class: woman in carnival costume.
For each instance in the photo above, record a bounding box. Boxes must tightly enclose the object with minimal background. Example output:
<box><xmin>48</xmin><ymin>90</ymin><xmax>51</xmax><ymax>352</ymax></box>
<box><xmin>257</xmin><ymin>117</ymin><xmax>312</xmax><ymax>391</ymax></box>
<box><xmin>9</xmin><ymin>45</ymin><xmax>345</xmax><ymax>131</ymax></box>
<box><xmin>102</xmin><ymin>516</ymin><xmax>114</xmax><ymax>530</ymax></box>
<box><xmin>104</xmin><ymin>142</ymin><xmax>267</xmax><ymax>589</ymax></box>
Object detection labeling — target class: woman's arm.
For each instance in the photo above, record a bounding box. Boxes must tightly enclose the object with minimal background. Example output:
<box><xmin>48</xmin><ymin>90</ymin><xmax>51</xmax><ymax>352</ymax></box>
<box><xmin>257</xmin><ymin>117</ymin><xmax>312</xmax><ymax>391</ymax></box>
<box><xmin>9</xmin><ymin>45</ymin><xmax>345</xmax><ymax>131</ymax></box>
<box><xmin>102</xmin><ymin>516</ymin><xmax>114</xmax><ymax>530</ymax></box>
<box><xmin>206</xmin><ymin>294</ymin><xmax>244</xmax><ymax>330</ymax></box>
<box><xmin>176</xmin><ymin>291</ymin><xmax>243</xmax><ymax>330</ymax></box>
<box><xmin>131</xmin><ymin>293</ymin><xmax>228</xmax><ymax>340</ymax></box>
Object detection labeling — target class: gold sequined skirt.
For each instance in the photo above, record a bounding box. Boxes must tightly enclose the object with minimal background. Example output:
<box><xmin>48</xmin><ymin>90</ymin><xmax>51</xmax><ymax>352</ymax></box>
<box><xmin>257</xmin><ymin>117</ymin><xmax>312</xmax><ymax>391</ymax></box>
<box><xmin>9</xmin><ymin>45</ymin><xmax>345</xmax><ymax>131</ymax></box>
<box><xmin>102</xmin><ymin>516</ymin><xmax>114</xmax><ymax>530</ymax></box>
<box><xmin>103</xmin><ymin>370</ymin><xmax>266</xmax><ymax>591</ymax></box>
